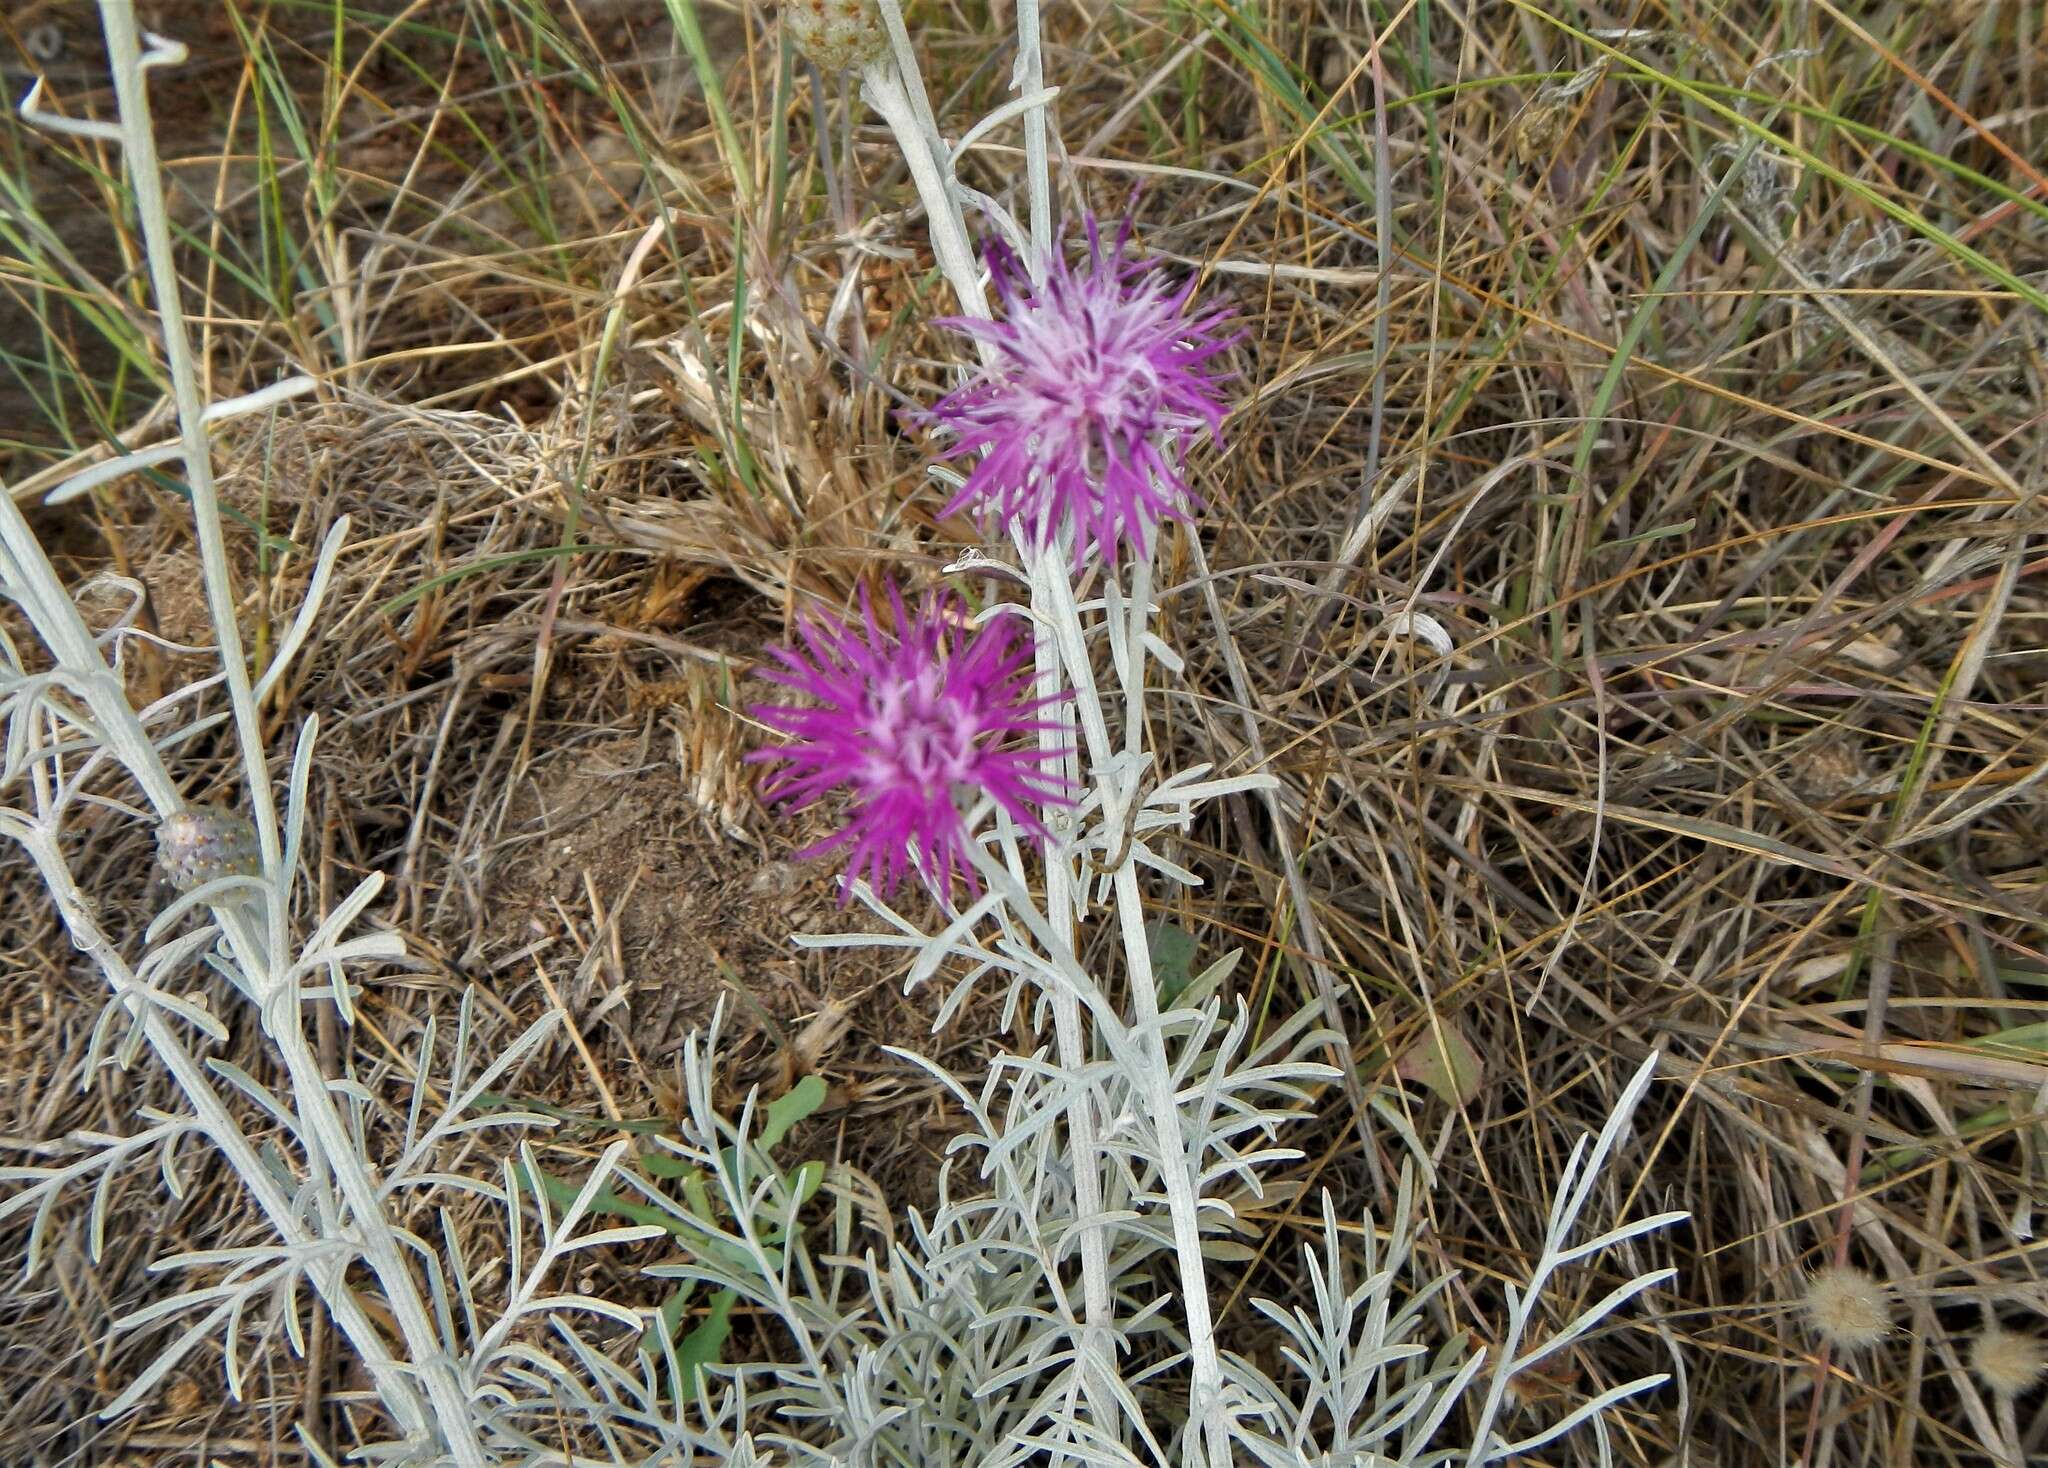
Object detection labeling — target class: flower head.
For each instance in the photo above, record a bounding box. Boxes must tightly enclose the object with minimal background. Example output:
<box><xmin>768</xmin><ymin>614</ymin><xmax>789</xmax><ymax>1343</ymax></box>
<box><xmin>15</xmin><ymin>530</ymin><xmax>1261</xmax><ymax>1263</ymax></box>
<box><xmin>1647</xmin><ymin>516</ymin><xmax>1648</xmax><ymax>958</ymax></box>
<box><xmin>749</xmin><ymin>584</ymin><xmax>1068</xmax><ymax>900</ymax></box>
<box><xmin>922</xmin><ymin>217</ymin><xmax>1236</xmax><ymax>566</ymax></box>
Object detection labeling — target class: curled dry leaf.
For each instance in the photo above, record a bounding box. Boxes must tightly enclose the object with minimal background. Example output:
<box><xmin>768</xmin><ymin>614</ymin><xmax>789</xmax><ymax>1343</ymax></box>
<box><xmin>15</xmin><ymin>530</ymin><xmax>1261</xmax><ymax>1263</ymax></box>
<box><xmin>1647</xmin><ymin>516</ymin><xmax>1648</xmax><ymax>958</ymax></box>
<box><xmin>792</xmin><ymin>995</ymin><xmax>856</xmax><ymax>1076</ymax></box>
<box><xmin>1395</xmin><ymin>1017</ymin><xmax>1484</xmax><ymax>1106</ymax></box>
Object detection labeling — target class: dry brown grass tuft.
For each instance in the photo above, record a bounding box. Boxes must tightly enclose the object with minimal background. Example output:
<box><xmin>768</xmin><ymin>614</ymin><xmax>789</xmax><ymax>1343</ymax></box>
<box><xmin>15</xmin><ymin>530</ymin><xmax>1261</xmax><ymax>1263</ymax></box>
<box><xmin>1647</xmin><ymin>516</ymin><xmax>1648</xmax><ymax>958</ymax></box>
<box><xmin>2</xmin><ymin>0</ymin><xmax>2045</xmax><ymax>1463</ymax></box>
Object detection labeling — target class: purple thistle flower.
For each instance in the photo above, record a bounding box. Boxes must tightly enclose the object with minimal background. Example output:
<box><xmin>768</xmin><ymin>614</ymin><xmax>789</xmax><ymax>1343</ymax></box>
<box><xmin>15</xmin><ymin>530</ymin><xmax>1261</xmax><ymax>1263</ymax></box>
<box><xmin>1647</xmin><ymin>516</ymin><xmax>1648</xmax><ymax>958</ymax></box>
<box><xmin>748</xmin><ymin>584</ymin><xmax>1070</xmax><ymax>901</ymax></box>
<box><xmin>922</xmin><ymin>216</ymin><xmax>1236</xmax><ymax>566</ymax></box>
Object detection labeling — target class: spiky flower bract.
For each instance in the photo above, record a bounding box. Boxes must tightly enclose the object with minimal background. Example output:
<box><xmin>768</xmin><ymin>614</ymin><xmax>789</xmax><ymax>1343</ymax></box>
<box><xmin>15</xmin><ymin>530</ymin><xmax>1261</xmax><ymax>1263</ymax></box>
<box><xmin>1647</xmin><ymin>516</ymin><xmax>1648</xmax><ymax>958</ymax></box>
<box><xmin>749</xmin><ymin>584</ymin><xmax>1068</xmax><ymax>900</ymax></box>
<box><xmin>923</xmin><ymin>217</ymin><xmax>1235</xmax><ymax>566</ymax></box>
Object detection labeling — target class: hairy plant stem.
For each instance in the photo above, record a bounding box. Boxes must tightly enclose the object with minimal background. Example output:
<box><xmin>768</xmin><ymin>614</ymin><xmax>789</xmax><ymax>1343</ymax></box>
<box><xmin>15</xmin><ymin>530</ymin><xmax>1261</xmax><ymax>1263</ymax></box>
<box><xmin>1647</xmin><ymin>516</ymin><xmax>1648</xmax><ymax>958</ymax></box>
<box><xmin>858</xmin><ymin>33</ymin><xmax>1141</xmax><ymax>1456</ymax></box>
<box><xmin>95</xmin><ymin>8</ymin><xmax>280</xmax><ymax>919</ymax></box>
<box><xmin>38</xmin><ymin>10</ymin><xmax>498</xmax><ymax>1460</ymax></box>
<box><xmin>859</xmin><ymin>61</ymin><xmax>989</xmax><ymax>327</ymax></box>
<box><xmin>1034</xmin><ymin>558</ymin><xmax>1228</xmax><ymax>1468</ymax></box>
<box><xmin>852</xmin><ymin>15</ymin><xmax>1230</xmax><ymax>1454</ymax></box>
<box><xmin>1015</xmin><ymin>0</ymin><xmax>1052</xmax><ymax>263</ymax></box>
<box><xmin>9</xmin><ymin>824</ymin><xmax>431</xmax><ymax>1439</ymax></box>
<box><xmin>1028</xmin><ymin>551</ymin><xmax>1122</xmax><ymax>1455</ymax></box>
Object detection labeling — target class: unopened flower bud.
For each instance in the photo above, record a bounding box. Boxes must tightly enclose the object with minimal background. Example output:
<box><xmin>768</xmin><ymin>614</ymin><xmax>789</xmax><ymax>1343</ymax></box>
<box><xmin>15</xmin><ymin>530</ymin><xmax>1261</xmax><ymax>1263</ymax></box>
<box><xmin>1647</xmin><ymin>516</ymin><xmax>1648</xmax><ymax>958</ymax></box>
<box><xmin>783</xmin><ymin>0</ymin><xmax>888</xmax><ymax>72</ymax></box>
<box><xmin>156</xmin><ymin>806</ymin><xmax>261</xmax><ymax>892</ymax></box>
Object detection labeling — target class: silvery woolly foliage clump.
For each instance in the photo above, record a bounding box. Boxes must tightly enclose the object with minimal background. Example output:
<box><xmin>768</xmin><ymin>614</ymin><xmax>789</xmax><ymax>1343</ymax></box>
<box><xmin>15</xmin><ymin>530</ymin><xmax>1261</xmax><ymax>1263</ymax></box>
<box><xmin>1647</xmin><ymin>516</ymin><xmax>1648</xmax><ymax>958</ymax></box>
<box><xmin>0</xmin><ymin>2</ymin><xmax>1685</xmax><ymax>1464</ymax></box>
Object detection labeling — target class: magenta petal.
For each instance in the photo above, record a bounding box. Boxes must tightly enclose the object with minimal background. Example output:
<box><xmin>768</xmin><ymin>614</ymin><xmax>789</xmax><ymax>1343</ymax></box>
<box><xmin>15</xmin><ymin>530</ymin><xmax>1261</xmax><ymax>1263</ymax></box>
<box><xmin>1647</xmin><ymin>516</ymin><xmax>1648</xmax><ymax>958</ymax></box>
<box><xmin>750</xmin><ymin>587</ymin><xmax>1073</xmax><ymax>901</ymax></box>
<box><xmin>918</xmin><ymin>216</ymin><xmax>1236</xmax><ymax>567</ymax></box>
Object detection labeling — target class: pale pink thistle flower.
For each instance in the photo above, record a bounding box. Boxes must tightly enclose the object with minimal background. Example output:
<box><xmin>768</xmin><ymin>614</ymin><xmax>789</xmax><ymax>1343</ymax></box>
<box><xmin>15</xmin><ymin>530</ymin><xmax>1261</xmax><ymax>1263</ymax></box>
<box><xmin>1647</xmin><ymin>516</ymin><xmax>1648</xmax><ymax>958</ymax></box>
<box><xmin>749</xmin><ymin>586</ymin><xmax>1069</xmax><ymax>901</ymax></box>
<box><xmin>923</xmin><ymin>217</ymin><xmax>1236</xmax><ymax>566</ymax></box>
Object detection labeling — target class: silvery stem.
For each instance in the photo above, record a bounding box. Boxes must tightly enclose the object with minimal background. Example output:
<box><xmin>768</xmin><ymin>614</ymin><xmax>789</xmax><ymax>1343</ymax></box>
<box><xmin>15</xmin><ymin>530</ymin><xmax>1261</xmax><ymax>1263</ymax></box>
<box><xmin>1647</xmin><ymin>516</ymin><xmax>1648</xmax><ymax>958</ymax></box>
<box><xmin>1032</xmin><ymin>580</ymin><xmax>1123</xmax><ymax>1454</ymax></box>
<box><xmin>859</xmin><ymin>61</ymin><xmax>990</xmax><ymax>328</ymax></box>
<box><xmin>859</xmin><ymin>36</ymin><xmax>1128</xmax><ymax>1455</ymax></box>
<box><xmin>96</xmin><ymin>6</ymin><xmax>281</xmax><ymax>938</ymax></box>
<box><xmin>61</xmin><ymin>10</ymin><xmax>496</xmax><ymax>1459</ymax></box>
<box><xmin>1029</xmin><ymin>546</ymin><xmax>1229</xmax><ymax>1468</ymax></box>
<box><xmin>1016</xmin><ymin>0</ymin><xmax>1052</xmax><ymax>264</ymax></box>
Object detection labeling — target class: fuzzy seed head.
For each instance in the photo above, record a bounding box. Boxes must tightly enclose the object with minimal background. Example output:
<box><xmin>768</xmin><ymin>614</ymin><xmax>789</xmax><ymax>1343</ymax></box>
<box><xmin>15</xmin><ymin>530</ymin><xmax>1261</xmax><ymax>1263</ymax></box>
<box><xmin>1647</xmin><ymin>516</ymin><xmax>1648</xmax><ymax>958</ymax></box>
<box><xmin>1803</xmin><ymin>1264</ymin><xmax>1892</xmax><ymax>1350</ymax></box>
<box><xmin>1971</xmin><ymin>1326</ymin><xmax>2048</xmax><ymax>1398</ymax></box>
<box><xmin>748</xmin><ymin>584</ymin><xmax>1070</xmax><ymax>901</ymax></box>
<box><xmin>782</xmin><ymin>0</ymin><xmax>887</xmax><ymax>71</ymax></box>
<box><xmin>155</xmin><ymin>807</ymin><xmax>261</xmax><ymax>892</ymax></box>
<box><xmin>922</xmin><ymin>217</ymin><xmax>1236</xmax><ymax>567</ymax></box>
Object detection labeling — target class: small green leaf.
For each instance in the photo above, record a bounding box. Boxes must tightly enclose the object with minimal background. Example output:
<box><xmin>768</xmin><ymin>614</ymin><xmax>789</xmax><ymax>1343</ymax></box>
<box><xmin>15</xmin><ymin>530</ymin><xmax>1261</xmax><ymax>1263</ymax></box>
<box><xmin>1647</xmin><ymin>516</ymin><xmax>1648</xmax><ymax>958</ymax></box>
<box><xmin>1967</xmin><ymin>1022</ymin><xmax>2048</xmax><ymax>1056</ymax></box>
<box><xmin>679</xmin><ymin>1289</ymin><xmax>735</xmax><ymax>1373</ymax></box>
<box><xmin>1148</xmin><ymin>921</ymin><xmax>1199</xmax><ymax>1008</ymax></box>
<box><xmin>518</xmin><ymin>1159</ymin><xmax>690</xmax><ymax>1237</ymax></box>
<box><xmin>641</xmin><ymin>1284</ymin><xmax>734</xmax><ymax>1386</ymax></box>
<box><xmin>791</xmin><ymin>1159</ymin><xmax>825</xmax><ymax>1208</ymax></box>
<box><xmin>637</xmin><ymin>1280</ymin><xmax>700</xmax><ymax>1358</ymax></box>
<box><xmin>714</xmin><ymin>1074</ymin><xmax>828</xmax><ymax>1184</ymax></box>
<box><xmin>638</xmin><ymin>1149</ymin><xmax>702</xmax><ymax>1182</ymax></box>
<box><xmin>759</xmin><ymin>1074</ymin><xmax>828</xmax><ymax>1152</ymax></box>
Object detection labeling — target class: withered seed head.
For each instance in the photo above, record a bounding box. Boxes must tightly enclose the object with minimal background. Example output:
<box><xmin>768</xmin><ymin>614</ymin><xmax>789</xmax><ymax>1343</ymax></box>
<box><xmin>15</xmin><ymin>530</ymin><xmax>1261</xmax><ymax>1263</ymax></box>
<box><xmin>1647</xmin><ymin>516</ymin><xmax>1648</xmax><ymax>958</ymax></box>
<box><xmin>1802</xmin><ymin>1264</ymin><xmax>1893</xmax><ymax>1350</ymax></box>
<box><xmin>1972</xmin><ymin>1325</ymin><xmax>2048</xmax><ymax>1398</ymax></box>
<box><xmin>783</xmin><ymin>0</ymin><xmax>888</xmax><ymax>72</ymax></box>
